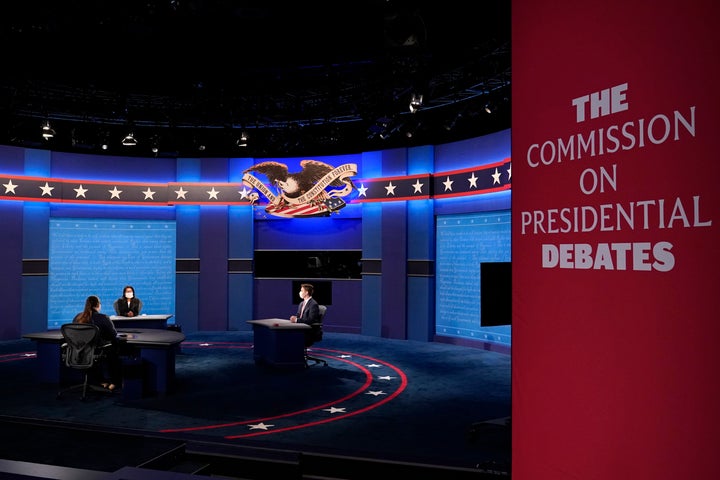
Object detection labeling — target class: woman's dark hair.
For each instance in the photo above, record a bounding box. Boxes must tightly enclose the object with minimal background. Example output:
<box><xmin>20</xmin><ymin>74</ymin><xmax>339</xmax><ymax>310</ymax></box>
<box><xmin>123</xmin><ymin>285</ymin><xmax>135</xmax><ymax>295</ymax></box>
<box><xmin>76</xmin><ymin>295</ymin><xmax>100</xmax><ymax>324</ymax></box>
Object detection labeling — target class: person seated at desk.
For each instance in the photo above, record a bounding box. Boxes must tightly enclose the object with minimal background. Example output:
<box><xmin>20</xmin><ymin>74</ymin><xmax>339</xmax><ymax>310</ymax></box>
<box><xmin>115</xmin><ymin>285</ymin><xmax>142</xmax><ymax>317</ymax></box>
<box><xmin>73</xmin><ymin>295</ymin><xmax>123</xmax><ymax>391</ymax></box>
<box><xmin>290</xmin><ymin>283</ymin><xmax>320</xmax><ymax>326</ymax></box>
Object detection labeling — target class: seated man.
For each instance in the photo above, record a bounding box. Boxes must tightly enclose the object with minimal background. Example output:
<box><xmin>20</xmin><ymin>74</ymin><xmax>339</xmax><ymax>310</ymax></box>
<box><xmin>290</xmin><ymin>283</ymin><xmax>320</xmax><ymax>327</ymax></box>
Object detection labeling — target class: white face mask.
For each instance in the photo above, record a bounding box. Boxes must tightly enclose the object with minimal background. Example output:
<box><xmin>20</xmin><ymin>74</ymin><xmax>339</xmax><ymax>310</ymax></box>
<box><xmin>298</xmin><ymin>291</ymin><xmax>304</xmax><ymax>300</ymax></box>
<box><xmin>125</xmin><ymin>292</ymin><xmax>134</xmax><ymax>299</ymax></box>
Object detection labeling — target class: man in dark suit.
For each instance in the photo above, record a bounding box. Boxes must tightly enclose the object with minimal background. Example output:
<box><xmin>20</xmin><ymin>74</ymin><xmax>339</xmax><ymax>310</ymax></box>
<box><xmin>290</xmin><ymin>283</ymin><xmax>320</xmax><ymax>326</ymax></box>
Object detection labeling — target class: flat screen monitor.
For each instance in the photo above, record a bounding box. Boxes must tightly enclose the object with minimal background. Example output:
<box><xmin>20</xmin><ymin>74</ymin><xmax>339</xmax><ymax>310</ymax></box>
<box><xmin>480</xmin><ymin>261</ymin><xmax>512</xmax><ymax>326</ymax></box>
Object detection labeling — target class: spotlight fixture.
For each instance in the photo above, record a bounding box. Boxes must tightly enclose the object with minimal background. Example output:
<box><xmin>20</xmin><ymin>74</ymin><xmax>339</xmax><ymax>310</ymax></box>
<box><xmin>150</xmin><ymin>134</ymin><xmax>159</xmax><ymax>154</ymax></box>
<box><xmin>122</xmin><ymin>132</ymin><xmax>137</xmax><ymax>146</ymax></box>
<box><xmin>484</xmin><ymin>103</ymin><xmax>493</xmax><ymax>114</ymax></box>
<box><xmin>41</xmin><ymin>121</ymin><xmax>55</xmax><ymax>140</ymax></box>
<box><xmin>236</xmin><ymin>131</ymin><xmax>248</xmax><ymax>147</ymax></box>
<box><xmin>409</xmin><ymin>93</ymin><xmax>423</xmax><ymax>114</ymax></box>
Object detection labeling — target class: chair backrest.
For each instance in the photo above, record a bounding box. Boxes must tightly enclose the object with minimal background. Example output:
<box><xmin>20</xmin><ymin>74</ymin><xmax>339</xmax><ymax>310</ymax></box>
<box><xmin>308</xmin><ymin>305</ymin><xmax>326</xmax><ymax>345</ymax></box>
<box><xmin>113</xmin><ymin>298</ymin><xmax>143</xmax><ymax>315</ymax></box>
<box><xmin>60</xmin><ymin>323</ymin><xmax>101</xmax><ymax>370</ymax></box>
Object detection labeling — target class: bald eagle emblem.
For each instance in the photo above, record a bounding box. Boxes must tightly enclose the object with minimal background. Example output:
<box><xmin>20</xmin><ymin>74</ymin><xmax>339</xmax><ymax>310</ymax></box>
<box><xmin>242</xmin><ymin>160</ymin><xmax>357</xmax><ymax>218</ymax></box>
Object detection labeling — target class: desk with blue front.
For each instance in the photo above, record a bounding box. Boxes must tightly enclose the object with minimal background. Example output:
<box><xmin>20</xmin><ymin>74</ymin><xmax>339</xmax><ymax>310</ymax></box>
<box><xmin>23</xmin><ymin>327</ymin><xmax>185</xmax><ymax>398</ymax></box>
<box><xmin>247</xmin><ymin>319</ymin><xmax>310</xmax><ymax>369</ymax></box>
<box><xmin>110</xmin><ymin>314</ymin><xmax>174</xmax><ymax>329</ymax></box>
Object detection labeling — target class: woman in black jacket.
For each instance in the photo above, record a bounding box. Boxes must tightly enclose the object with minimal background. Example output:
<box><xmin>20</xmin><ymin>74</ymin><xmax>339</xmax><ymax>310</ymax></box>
<box><xmin>116</xmin><ymin>285</ymin><xmax>141</xmax><ymax>317</ymax></box>
<box><xmin>73</xmin><ymin>295</ymin><xmax>122</xmax><ymax>391</ymax></box>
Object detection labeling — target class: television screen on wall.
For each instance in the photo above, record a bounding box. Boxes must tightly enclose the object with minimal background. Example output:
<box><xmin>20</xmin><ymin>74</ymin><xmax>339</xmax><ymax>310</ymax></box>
<box><xmin>480</xmin><ymin>261</ymin><xmax>512</xmax><ymax>326</ymax></box>
<box><xmin>254</xmin><ymin>250</ymin><xmax>362</xmax><ymax>279</ymax></box>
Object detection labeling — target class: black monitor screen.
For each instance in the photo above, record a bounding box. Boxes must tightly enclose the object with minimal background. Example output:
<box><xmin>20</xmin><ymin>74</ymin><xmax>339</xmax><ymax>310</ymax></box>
<box><xmin>480</xmin><ymin>262</ymin><xmax>511</xmax><ymax>326</ymax></box>
<box><xmin>254</xmin><ymin>250</ymin><xmax>361</xmax><ymax>279</ymax></box>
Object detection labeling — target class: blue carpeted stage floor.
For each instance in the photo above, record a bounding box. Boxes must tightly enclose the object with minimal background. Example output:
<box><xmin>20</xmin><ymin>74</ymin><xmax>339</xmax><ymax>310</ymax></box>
<box><xmin>0</xmin><ymin>331</ymin><xmax>511</xmax><ymax>475</ymax></box>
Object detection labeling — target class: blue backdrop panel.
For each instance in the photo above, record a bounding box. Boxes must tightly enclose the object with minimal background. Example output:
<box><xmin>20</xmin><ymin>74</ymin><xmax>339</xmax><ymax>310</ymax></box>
<box><xmin>47</xmin><ymin>218</ymin><xmax>176</xmax><ymax>329</ymax></box>
<box><xmin>435</xmin><ymin>210</ymin><xmax>511</xmax><ymax>342</ymax></box>
<box><xmin>0</xmin><ymin>202</ymin><xmax>23</xmax><ymax>339</ymax></box>
<box><xmin>254</xmin><ymin>216</ymin><xmax>362</xmax><ymax>250</ymax></box>
<box><xmin>434</xmin><ymin>128</ymin><xmax>511</xmax><ymax>171</ymax></box>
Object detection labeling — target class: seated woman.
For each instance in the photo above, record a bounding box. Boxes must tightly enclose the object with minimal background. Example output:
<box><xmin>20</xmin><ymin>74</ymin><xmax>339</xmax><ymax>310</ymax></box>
<box><xmin>73</xmin><ymin>295</ymin><xmax>122</xmax><ymax>391</ymax></box>
<box><xmin>115</xmin><ymin>285</ymin><xmax>142</xmax><ymax>317</ymax></box>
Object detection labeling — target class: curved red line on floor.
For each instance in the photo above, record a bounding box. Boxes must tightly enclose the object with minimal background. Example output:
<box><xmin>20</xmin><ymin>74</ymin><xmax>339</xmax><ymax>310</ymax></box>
<box><xmin>161</xmin><ymin>345</ymin><xmax>408</xmax><ymax>437</ymax></box>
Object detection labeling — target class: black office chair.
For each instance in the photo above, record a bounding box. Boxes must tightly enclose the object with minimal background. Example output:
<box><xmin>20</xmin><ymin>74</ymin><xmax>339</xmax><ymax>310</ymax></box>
<box><xmin>57</xmin><ymin>323</ymin><xmax>113</xmax><ymax>400</ymax></box>
<box><xmin>113</xmin><ymin>298</ymin><xmax>143</xmax><ymax>315</ymax></box>
<box><xmin>305</xmin><ymin>305</ymin><xmax>328</xmax><ymax>367</ymax></box>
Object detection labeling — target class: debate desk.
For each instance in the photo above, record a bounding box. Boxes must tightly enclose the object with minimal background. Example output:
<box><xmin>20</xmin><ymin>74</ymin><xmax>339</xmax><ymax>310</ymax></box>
<box><xmin>23</xmin><ymin>328</ymin><xmax>185</xmax><ymax>398</ymax></box>
<box><xmin>247</xmin><ymin>319</ymin><xmax>310</xmax><ymax>369</ymax></box>
<box><xmin>110</xmin><ymin>313</ymin><xmax>174</xmax><ymax>329</ymax></box>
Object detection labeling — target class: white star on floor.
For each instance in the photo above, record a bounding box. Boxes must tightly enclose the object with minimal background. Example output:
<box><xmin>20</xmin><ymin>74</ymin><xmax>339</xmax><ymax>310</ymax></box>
<box><xmin>377</xmin><ymin>376</ymin><xmax>395</xmax><ymax>380</ymax></box>
<box><xmin>323</xmin><ymin>407</ymin><xmax>346</xmax><ymax>414</ymax></box>
<box><xmin>365</xmin><ymin>391</ymin><xmax>387</xmax><ymax>396</ymax></box>
<box><xmin>248</xmin><ymin>422</ymin><xmax>274</xmax><ymax>430</ymax></box>
<box><xmin>338</xmin><ymin>354</ymin><xmax>352</xmax><ymax>358</ymax></box>
<box><xmin>366</xmin><ymin>363</ymin><xmax>382</xmax><ymax>368</ymax></box>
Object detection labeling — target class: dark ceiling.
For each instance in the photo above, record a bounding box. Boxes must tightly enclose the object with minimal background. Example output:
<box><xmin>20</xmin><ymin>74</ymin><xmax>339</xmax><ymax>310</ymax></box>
<box><xmin>0</xmin><ymin>1</ymin><xmax>510</xmax><ymax>158</ymax></box>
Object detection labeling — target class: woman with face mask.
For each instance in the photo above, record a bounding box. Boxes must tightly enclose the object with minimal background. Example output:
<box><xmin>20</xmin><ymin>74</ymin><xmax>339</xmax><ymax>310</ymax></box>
<box><xmin>115</xmin><ymin>285</ymin><xmax>142</xmax><ymax>317</ymax></box>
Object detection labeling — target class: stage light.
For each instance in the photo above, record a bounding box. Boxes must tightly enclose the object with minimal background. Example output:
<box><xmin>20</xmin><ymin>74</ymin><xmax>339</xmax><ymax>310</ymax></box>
<box><xmin>236</xmin><ymin>131</ymin><xmax>248</xmax><ymax>147</ymax></box>
<box><xmin>122</xmin><ymin>132</ymin><xmax>138</xmax><ymax>146</ymax></box>
<box><xmin>409</xmin><ymin>93</ymin><xmax>423</xmax><ymax>113</ymax></box>
<box><xmin>41</xmin><ymin>121</ymin><xmax>55</xmax><ymax>140</ymax></box>
<box><xmin>150</xmin><ymin>135</ymin><xmax>160</xmax><ymax>155</ymax></box>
